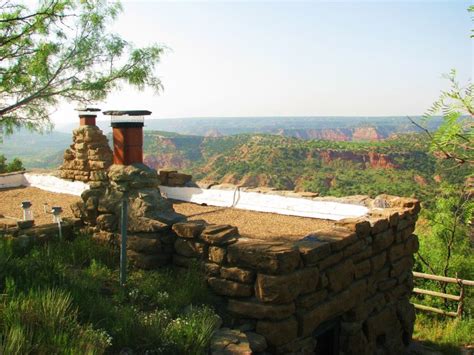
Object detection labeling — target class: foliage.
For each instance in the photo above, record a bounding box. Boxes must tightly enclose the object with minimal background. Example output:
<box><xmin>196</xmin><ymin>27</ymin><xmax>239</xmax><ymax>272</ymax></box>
<box><xmin>413</xmin><ymin>314</ymin><xmax>473</xmax><ymax>354</ymax></box>
<box><xmin>415</xmin><ymin>185</ymin><xmax>473</xmax><ymax>280</ymax></box>
<box><xmin>0</xmin><ymin>235</ymin><xmax>219</xmax><ymax>354</ymax></box>
<box><xmin>0</xmin><ymin>154</ymin><xmax>24</xmax><ymax>173</ymax></box>
<box><xmin>415</xmin><ymin>69</ymin><xmax>473</xmax><ymax>167</ymax></box>
<box><xmin>0</xmin><ymin>286</ymin><xmax>110</xmax><ymax>354</ymax></box>
<box><xmin>0</xmin><ymin>0</ymin><xmax>164</xmax><ymax>132</ymax></box>
<box><xmin>142</xmin><ymin>131</ymin><xmax>470</xmax><ymax>204</ymax></box>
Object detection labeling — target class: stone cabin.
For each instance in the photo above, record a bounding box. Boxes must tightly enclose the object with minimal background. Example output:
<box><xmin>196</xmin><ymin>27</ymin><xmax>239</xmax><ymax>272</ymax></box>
<box><xmin>63</xmin><ymin>109</ymin><xmax>419</xmax><ymax>354</ymax></box>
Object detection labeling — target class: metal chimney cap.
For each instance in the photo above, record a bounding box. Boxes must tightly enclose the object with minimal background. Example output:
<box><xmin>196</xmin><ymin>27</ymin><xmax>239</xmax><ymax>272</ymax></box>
<box><xmin>75</xmin><ymin>107</ymin><xmax>101</xmax><ymax>112</ymax></box>
<box><xmin>103</xmin><ymin>110</ymin><xmax>152</xmax><ymax>116</ymax></box>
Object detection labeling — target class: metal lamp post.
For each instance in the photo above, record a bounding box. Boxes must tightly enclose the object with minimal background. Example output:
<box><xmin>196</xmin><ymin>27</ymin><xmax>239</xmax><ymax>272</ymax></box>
<box><xmin>51</xmin><ymin>206</ymin><xmax>63</xmax><ymax>240</ymax></box>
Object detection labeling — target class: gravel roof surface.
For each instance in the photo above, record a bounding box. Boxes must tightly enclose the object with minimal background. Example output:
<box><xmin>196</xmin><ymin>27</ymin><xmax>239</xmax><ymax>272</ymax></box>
<box><xmin>0</xmin><ymin>187</ymin><xmax>80</xmax><ymax>225</ymax></box>
<box><xmin>172</xmin><ymin>201</ymin><xmax>333</xmax><ymax>240</ymax></box>
<box><xmin>0</xmin><ymin>187</ymin><xmax>333</xmax><ymax>239</ymax></box>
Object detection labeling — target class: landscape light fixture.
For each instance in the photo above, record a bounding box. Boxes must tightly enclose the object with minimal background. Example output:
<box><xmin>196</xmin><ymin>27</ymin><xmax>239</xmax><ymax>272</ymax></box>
<box><xmin>20</xmin><ymin>201</ymin><xmax>33</xmax><ymax>221</ymax></box>
<box><xmin>51</xmin><ymin>206</ymin><xmax>63</xmax><ymax>223</ymax></box>
<box><xmin>51</xmin><ymin>206</ymin><xmax>63</xmax><ymax>240</ymax></box>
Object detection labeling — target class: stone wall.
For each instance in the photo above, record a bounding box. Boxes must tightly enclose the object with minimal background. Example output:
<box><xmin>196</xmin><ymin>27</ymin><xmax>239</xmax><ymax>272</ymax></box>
<box><xmin>158</xmin><ymin>169</ymin><xmax>192</xmax><ymax>187</ymax></box>
<box><xmin>60</xmin><ymin>125</ymin><xmax>113</xmax><ymax>183</ymax></box>
<box><xmin>169</xmin><ymin>194</ymin><xmax>420</xmax><ymax>354</ymax></box>
<box><xmin>0</xmin><ymin>218</ymin><xmax>82</xmax><ymax>246</ymax></box>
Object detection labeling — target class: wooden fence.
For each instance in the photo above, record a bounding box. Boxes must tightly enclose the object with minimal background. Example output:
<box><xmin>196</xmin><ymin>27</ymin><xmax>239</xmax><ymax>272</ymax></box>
<box><xmin>412</xmin><ymin>271</ymin><xmax>474</xmax><ymax>318</ymax></box>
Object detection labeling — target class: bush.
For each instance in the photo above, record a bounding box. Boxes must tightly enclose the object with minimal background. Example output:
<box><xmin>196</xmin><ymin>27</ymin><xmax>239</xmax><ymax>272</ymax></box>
<box><xmin>0</xmin><ymin>235</ymin><xmax>219</xmax><ymax>354</ymax></box>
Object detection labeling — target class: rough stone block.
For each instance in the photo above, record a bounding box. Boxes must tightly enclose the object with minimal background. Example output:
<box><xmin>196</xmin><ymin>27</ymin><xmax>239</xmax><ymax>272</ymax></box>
<box><xmin>210</xmin><ymin>328</ymin><xmax>251</xmax><ymax>355</ymax></box>
<box><xmin>364</xmin><ymin>307</ymin><xmax>399</xmax><ymax>342</ymax></box>
<box><xmin>227</xmin><ymin>298</ymin><xmax>295</xmax><ymax>320</ymax></box>
<box><xmin>208</xmin><ymin>277</ymin><xmax>253</xmax><ymax>297</ymax></box>
<box><xmin>335</xmin><ymin>218</ymin><xmax>371</xmax><ymax>238</ymax></box>
<box><xmin>378</xmin><ymin>278</ymin><xmax>397</xmax><ymax>291</ymax></box>
<box><xmin>369</xmin><ymin>216</ymin><xmax>390</xmax><ymax>235</ymax></box>
<box><xmin>245</xmin><ymin>332</ymin><xmax>268</xmax><ymax>353</ymax></box>
<box><xmin>389</xmin><ymin>243</ymin><xmax>406</xmax><ymax>262</ymax></box>
<box><xmin>295</xmin><ymin>289</ymin><xmax>328</xmax><ymax>309</ymax></box>
<box><xmin>172</xmin><ymin>220</ymin><xmax>206</xmax><ymax>239</ymax></box>
<box><xmin>201</xmin><ymin>225</ymin><xmax>239</xmax><ymax>245</ymax></box>
<box><xmin>220</xmin><ymin>267</ymin><xmax>255</xmax><ymax>284</ymax></box>
<box><xmin>209</xmin><ymin>246</ymin><xmax>227</xmax><ymax>264</ymax></box>
<box><xmin>295</xmin><ymin>239</ymin><xmax>331</xmax><ymax>266</ymax></box>
<box><xmin>174</xmin><ymin>238</ymin><xmax>207</xmax><ymax>258</ymax></box>
<box><xmin>327</xmin><ymin>259</ymin><xmax>354</xmax><ymax>293</ymax></box>
<box><xmin>256</xmin><ymin>317</ymin><xmax>298</xmax><ymax>347</ymax></box>
<box><xmin>127</xmin><ymin>250</ymin><xmax>170</xmax><ymax>269</ymax></box>
<box><xmin>343</xmin><ymin>239</ymin><xmax>365</xmax><ymax>258</ymax></box>
<box><xmin>390</xmin><ymin>256</ymin><xmax>413</xmax><ymax>278</ymax></box>
<box><xmin>370</xmin><ymin>252</ymin><xmax>387</xmax><ymax>272</ymax></box>
<box><xmin>227</xmin><ymin>240</ymin><xmax>301</xmax><ymax>274</ymax></box>
<box><xmin>127</xmin><ymin>234</ymin><xmax>162</xmax><ymax>254</ymax></box>
<box><xmin>309</xmin><ymin>227</ymin><xmax>358</xmax><ymax>251</ymax></box>
<box><xmin>318</xmin><ymin>250</ymin><xmax>344</xmax><ymax>270</ymax></box>
<box><xmin>96</xmin><ymin>213</ymin><xmax>117</xmax><ymax>232</ymax></box>
<box><xmin>255</xmin><ymin>267</ymin><xmax>319</xmax><ymax>304</ymax></box>
<box><xmin>354</xmin><ymin>259</ymin><xmax>371</xmax><ymax>279</ymax></box>
<box><xmin>204</xmin><ymin>262</ymin><xmax>221</xmax><ymax>276</ymax></box>
<box><xmin>372</xmin><ymin>230</ymin><xmax>394</xmax><ymax>253</ymax></box>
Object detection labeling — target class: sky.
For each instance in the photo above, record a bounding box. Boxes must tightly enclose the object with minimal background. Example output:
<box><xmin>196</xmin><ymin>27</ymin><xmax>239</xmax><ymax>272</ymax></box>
<box><xmin>54</xmin><ymin>0</ymin><xmax>473</xmax><ymax>128</ymax></box>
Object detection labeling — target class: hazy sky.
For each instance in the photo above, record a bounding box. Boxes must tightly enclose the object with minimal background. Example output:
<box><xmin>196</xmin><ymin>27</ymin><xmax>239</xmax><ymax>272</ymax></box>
<box><xmin>54</xmin><ymin>0</ymin><xmax>473</xmax><ymax>127</ymax></box>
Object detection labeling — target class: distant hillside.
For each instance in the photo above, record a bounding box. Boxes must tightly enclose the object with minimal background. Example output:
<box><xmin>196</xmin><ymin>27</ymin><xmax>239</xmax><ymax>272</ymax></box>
<box><xmin>56</xmin><ymin>116</ymin><xmax>442</xmax><ymax>140</ymax></box>
<box><xmin>0</xmin><ymin>130</ymin><xmax>71</xmax><ymax>168</ymax></box>
<box><xmin>142</xmin><ymin>131</ymin><xmax>470</xmax><ymax>200</ymax></box>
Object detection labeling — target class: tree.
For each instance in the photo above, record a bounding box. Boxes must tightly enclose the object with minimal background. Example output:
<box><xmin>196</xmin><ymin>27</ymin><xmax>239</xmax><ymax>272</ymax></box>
<box><xmin>0</xmin><ymin>0</ymin><xmax>164</xmax><ymax>132</ymax></box>
<box><xmin>408</xmin><ymin>70</ymin><xmax>473</xmax><ymax>167</ymax></box>
<box><xmin>0</xmin><ymin>154</ymin><xmax>23</xmax><ymax>173</ymax></box>
<box><xmin>6</xmin><ymin>157</ymin><xmax>23</xmax><ymax>172</ymax></box>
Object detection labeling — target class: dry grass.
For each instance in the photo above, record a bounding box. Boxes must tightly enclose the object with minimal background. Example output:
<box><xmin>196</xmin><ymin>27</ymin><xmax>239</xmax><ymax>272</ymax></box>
<box><xmin>0</xmin><ymin>187</ymin><xmax>80</xmax><ymax>225</ymax></box>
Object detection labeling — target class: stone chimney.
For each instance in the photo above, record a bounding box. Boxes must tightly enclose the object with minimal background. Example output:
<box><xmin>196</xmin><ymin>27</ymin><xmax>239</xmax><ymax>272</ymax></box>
<box><xmin>59</xmin><ymin>108</ymin><xmax>113</xmax><ymax>183</ymax></box>
<box><xmin>72</xmin><ymin>109</ymin><xmax>185</xmax><ymax>269</ymax></box>
<box><xmin>103</xmin><ymin>110</ymin><xmax>151</xmax><ymax>165</ymax></box>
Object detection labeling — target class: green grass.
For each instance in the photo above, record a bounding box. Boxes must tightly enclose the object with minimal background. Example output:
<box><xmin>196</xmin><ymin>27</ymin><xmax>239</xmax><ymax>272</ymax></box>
<box><xmin>414</xmin><ymin>314</ymin><xmax>473</xmax><ymax>355</ymax></box>
<box><xmin>0</xmin><ymin>234</ymin><xmax>219</xmax><ymax>354</ymax></box>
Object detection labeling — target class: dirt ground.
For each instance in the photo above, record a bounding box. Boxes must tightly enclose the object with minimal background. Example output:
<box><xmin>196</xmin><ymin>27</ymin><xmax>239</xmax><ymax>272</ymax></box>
<box><xmin>0</xmin><ymin>187</ymin><xmax>332</xmax><ymax>238</ymax></box>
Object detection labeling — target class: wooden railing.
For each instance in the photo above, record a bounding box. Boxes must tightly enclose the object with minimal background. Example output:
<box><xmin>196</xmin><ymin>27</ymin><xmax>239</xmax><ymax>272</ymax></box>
<box><xmin>412</xmin><ymin>271</ymin><xmax>474</xmax><ymax>318</ymax></box>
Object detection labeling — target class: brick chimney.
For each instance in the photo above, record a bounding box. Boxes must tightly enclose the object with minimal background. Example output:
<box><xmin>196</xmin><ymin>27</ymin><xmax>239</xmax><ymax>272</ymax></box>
<box><xmin>104</xmin><ymin>110</ymin><xmax>151</xmax><ymax>165</ymax></box>
<box><xmin>77</xmin><ymin>107</ymin><xmax>101</xmax><ymax>126</ymax></box>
